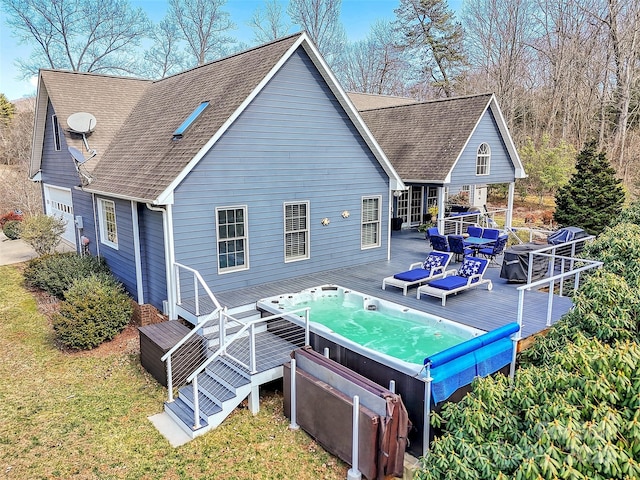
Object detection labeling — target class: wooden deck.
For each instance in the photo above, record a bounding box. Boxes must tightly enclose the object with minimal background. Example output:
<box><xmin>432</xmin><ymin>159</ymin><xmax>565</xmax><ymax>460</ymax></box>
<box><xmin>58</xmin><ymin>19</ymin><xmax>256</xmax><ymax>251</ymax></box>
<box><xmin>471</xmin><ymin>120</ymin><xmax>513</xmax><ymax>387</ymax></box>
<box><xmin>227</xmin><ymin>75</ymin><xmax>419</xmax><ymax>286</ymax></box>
<box><xmin>187</xmin><ymin>229</ymin><xmax>572</xmax><ymax>340</ymax></box>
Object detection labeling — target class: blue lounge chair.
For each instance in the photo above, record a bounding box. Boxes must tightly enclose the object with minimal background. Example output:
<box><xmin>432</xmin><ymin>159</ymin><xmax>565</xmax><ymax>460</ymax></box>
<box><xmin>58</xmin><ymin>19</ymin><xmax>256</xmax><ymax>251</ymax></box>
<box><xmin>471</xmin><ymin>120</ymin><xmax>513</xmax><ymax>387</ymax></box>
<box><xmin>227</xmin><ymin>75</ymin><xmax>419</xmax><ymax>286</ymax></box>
<box><xmin>478</xmin><ymin>234</ymin><xmax>508</xmax><ymax>266</ymax></box>
<box><xmin>425</xmin><ymin>226</ymin><xmax>439</xmax><ymax>242</ymax></box>
<box><xmin>382</xmin><ymin>251</ymin><xmax>453</xmax><ymax>295</ymax></box>
<box><xmin>416</xmin><ymin>256</ymin><xmax>493</xmax><ymax>305</ymax></box>
<box><xmin>448</xmin><ymin>235</ymin><xmax>473</xmax><ymax>262</ymax></box>
<box><xmin>430</xmin><ymin>234</ymin><xmax>450</xmax><ymax>252</ymax></box>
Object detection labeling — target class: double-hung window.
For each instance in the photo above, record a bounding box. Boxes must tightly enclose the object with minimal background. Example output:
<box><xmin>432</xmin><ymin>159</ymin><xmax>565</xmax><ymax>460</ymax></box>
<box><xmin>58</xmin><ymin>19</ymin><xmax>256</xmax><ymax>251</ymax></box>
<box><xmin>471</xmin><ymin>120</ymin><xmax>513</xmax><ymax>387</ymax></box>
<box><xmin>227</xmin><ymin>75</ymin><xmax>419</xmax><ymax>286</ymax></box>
<box><xmin>216</xmin><ymin>206</ymin><xmax>248</xmax><ymax>272</ymax></box>
<box><xmin>284</xmin><ymin>202</ymin><xmax>309</xmax><ymax>261</ymax></box>
<box><xmin>476</xmin><ymin>143</ymin><xmax>491</xmax><ymax>175</ymax></box>
<box><xmin>98</xmin><ymin>198</ymin><xmax>118</xmax><ymax>249</ymax></box>
<box><xmin>361</xmin><ymin>196</ymin><xmax>381</xmax><ymax>248</ymax></box>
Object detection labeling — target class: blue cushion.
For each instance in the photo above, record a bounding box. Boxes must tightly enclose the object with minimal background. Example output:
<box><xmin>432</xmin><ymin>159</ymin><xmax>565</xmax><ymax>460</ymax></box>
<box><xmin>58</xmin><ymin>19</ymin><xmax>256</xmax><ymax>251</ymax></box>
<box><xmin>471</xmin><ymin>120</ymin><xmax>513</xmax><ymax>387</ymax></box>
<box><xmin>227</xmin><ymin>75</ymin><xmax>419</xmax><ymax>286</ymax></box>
<box><xmin>459</xmin><ymin>258</ymin><xmax>484</xmax><ymax>277</ymax></box>
<box><xmin>423</xmin><ymin>252</ymin><xmax>445</xmax><ymax>270</ymax></box>
<box><xmin>478</xmin><ymin>247</ymin><xmax>493</xmax><ymax>255</ymax></box>
<box><xmin>394</xmin><ymin>268</ymin><xmax>431</xmax><ymax>282</ymax></box>
<box><xmin>428</xmin><ymin>276</ymin><xmax>469</xmax><ymax>291</ymax></box>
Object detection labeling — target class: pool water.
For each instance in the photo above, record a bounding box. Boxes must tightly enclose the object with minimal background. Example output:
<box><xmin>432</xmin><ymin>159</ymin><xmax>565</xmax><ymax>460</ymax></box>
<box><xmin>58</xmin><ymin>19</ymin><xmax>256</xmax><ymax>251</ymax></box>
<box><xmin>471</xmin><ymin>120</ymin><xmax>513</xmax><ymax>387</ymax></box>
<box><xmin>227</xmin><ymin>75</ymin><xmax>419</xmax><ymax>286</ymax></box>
<box><xmin>294</xmin><ymin>295</ymin><xmax>470</xmax><ymax>364</ymax></box>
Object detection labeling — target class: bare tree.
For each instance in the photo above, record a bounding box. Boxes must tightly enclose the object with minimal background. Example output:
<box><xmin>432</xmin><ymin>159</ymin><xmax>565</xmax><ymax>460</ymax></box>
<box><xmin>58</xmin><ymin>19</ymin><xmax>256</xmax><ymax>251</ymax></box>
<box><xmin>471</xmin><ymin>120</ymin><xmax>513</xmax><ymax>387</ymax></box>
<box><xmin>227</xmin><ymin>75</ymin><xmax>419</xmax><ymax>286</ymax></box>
<box><xmin>394</xmin><ymin>0</ymin><xmax>466</xmax><ymax>97</ymax></box>
<box><xmin>287</xmin><ymin>0</ymin><xmax>346</xmax><ymax>66</ymax></box>
<box><xmin>249</xmin><ymin>0</ymin><xmax>292</xmax><ymax>44</ymax></box>
<box><xmin>601</xmin><ymin>0</ymin><xmax>640</xmax><ymax>174</ymax></box>
<box><xmin>337</xmin><ymin>21</ymin><xmax>410</xmax><ymax>96</ymax></box>
<box><xmin>143</xmin><ymin>17</ymin><xmax>187</xmax><ymax>79</ymax></box>
<box><xmin>461</xmin><ymin>0</ymin><xmax>536</xmax><ymax>131</ymax></box>
<box><xmin>167</xmin><ymin>0</ymin><xmax>237</xmax><ymax>67</ymax></box>
<box><xmin>1</xmin><ymin>0</ymin><xmax>151</xmax><ymax>77</ymax></box>
<box><xmin>0</xmin><ymin>98</ymin><xmax>42</xmax><ymax>215</ymax></box>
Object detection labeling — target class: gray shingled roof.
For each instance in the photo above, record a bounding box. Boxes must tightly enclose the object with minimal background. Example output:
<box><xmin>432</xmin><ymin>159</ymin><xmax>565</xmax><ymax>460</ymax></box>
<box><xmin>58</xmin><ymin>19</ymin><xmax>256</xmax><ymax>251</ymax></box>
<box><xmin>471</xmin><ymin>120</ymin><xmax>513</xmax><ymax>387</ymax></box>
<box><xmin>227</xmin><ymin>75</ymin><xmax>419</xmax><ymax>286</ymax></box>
<box><xmin>348</xmin><ymin>92</ymin><xmax>417</xmax><ymax>110</ymax></box>
<box><xmin>85</xmin><ymin>33</ymin><xmax>302</xmax><ymax>201</ymax></box>
<box><xmin>358</xmin><ymin>94</ymin><xmax>493</xmax><ymax>183</ymax></box>
<box><xmin>36</xmin><ymin>71</ymin><xmax>150</xmax><ymax>174</ymax></box>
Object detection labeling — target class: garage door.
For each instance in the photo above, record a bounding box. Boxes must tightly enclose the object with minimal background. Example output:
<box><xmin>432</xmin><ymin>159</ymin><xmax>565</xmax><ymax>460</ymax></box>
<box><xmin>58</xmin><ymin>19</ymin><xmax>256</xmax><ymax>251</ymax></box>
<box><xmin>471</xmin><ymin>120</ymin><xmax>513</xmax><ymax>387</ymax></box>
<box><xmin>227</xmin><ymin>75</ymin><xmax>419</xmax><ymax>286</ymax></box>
<box><xmin>43</xmin><ymin>184</ymin><xmax>76</xmax><ymax>245</ymax></box>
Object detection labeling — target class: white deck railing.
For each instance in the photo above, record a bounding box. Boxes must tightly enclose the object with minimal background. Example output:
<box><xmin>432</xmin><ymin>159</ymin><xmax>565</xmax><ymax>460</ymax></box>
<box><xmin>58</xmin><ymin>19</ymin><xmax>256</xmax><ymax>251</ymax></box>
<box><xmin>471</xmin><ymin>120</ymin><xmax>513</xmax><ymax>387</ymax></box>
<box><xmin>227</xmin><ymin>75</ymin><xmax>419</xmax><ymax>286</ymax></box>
<box><xmin>174</xmin><ymin>262</ymin><xmax>222</xmax><ymax>317</ymax></box>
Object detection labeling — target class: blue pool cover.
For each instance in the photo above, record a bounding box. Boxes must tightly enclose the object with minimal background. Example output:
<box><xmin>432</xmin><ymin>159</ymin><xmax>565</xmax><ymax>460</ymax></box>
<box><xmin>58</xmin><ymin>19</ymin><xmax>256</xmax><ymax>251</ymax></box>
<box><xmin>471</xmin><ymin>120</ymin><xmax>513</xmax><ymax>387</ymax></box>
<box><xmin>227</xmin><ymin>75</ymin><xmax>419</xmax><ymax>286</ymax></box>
<box><xmin>424</xmin><ymin>322</ymin><xmax>520</xmax><ymax>403</ymax></box>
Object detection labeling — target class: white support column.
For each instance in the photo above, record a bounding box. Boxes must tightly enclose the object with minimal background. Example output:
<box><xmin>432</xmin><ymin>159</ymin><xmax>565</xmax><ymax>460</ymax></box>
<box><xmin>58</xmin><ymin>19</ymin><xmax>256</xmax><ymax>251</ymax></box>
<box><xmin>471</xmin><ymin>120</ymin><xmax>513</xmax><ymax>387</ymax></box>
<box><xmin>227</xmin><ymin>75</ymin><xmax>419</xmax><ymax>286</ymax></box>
<box><xmin>506</xmin><ymin>182</ymin><xmax>515</xmax><ymax>230</ymax></box>
<box><xmin>437</xmin><ymin>186</ymin><xmax>446</xmax><ymax>233</ymax></box>
<box><xmin>248</xmin><ymin>384</ymin><xmax>260</xmax><ymax>415</ymax></box>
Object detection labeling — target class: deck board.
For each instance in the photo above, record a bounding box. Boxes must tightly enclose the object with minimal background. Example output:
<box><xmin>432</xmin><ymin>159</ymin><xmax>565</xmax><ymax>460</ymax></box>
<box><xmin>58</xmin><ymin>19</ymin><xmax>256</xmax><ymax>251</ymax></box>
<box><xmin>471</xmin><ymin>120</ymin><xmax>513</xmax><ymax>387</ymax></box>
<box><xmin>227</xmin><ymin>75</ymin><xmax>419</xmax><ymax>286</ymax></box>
<box><xmin>180</xmin><ymin>230</ymin><xmax>573</xmax><ymax>340</ymax></box>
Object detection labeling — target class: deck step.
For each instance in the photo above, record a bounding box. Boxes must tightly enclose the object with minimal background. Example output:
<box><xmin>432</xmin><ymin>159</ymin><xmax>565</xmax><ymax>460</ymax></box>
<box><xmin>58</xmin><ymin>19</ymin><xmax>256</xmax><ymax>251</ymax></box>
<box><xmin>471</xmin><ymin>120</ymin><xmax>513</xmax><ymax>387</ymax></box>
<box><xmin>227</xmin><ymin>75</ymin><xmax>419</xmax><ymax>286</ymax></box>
<box><xmin>178</xmin><ymin>382</ymin><xmax>224</xmax><ymax>416</ymax></box>
<box><xmin>165</xmin><ymin>397</ymin><xmax>209</xmax><ymax>432</ymax></box>
<box><xmin>206</xmin><ymin>359</ymin><xmax>250</xmax><ymax>389</ymax></box>
<box><xmin>197</xmin><ymin>373</ymin><xmax>235</xmax><ymax>405</ymax></box>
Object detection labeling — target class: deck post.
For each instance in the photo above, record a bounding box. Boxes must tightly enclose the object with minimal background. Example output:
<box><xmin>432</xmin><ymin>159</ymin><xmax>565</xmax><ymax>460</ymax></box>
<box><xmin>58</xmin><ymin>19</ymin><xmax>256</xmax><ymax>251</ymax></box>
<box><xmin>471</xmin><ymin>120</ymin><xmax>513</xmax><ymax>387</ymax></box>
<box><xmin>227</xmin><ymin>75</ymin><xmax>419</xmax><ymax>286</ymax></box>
<box><xmin>166</xmin><ymin>356</ymin><xmax>174</xmax><ymax>402</ymax></box>
<box><xmin>248</xmin><ymin>384</ymin><xmax>260</xmax><ymax>415</ymax></box>
<box><xmin>347</xmin><ymin>395</ymin><xmax>362</xmax><ymax>480</ymax></box>
<box><xmin>289</xmin><ymin>358</ymin><xmax>299</xmax><ymax>430</ymax></box>
<box><xmin>249</xmin><ymin>323</ymin><xmax>257</xmax><ymax>374</ymax></box>
<box><xmin>192</xmin><ymin>376</ymin><xmax>201</xmax><ymax>429</ymax></box>
<box><xmin>304</xmin><ymin>309</ymin><xmax>310</xmax><ymax>346</ymax></box>
<box><xmin>423</xmin><ymin>365</ymin><xmax>432</xmax><ymax>457</ymax></box>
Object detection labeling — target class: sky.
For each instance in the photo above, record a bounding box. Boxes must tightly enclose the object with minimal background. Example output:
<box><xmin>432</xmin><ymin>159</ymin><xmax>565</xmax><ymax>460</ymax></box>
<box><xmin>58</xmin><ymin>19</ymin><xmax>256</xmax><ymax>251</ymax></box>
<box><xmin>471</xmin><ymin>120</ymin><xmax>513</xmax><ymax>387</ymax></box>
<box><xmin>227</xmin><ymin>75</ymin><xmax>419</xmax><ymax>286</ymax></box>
<box><xmin>0</xmin><ymin>0</ymin><xmax>461</xmax><ymax>101</ymax></box>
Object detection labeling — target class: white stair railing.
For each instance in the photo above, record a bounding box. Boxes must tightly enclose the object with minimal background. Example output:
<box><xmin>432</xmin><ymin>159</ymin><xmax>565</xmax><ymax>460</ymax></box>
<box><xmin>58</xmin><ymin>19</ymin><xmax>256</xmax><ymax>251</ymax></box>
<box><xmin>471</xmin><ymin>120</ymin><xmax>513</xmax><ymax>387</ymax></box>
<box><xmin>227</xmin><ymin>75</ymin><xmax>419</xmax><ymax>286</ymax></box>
<box><xmin>184</xmin><ymin>308</ymin><xmax>310</xmax><ymax>429</ymax></box>
<box><xmin>174</xmin><ymin>262</ymin><xmax>222</xmax><ymax>316</ymax></box>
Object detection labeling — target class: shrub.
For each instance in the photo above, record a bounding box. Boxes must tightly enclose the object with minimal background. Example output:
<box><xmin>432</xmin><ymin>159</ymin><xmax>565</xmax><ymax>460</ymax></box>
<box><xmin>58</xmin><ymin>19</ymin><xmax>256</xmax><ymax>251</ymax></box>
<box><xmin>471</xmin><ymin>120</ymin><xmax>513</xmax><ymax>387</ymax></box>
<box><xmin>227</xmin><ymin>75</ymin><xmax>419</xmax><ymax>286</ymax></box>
<box><xmin>613</xmin><ymin>200</ymin><xmax>640</xmax><ymax>227</ymax></box>
<box><xmin>2</xmin><ymin>219</ymin><xmax>21</xmax><ymax>239</ymax></box>
<box><xmin>0</xmin><ymin>210</ymin><xmax>23</xmax><ymax>227</ymax></box>
<box><xmin>19</xmin><ymin>214</ymin><xmax>66</xmax><ymax>256</ymax></box>
<box><xmin>23</xmin><ymin>252</ymin><xmax>111</xmax><ymax>299</ymax></box>
<box><xmin>52</xmin><ymin>273</ymin><xmax>133</xmax><ymax>350</ymax></box>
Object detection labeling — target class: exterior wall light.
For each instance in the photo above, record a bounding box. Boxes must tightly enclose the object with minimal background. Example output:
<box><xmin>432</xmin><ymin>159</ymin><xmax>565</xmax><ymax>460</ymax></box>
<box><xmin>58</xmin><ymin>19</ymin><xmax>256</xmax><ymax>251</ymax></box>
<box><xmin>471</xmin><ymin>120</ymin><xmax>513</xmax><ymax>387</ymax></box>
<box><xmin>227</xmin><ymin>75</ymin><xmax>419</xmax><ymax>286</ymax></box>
<box><xmin>341</xmin><ymin>210</ymin><xmax>350</xmax><ymax>218</ymax></box>
<box><xmin>321</xmin><ymin>217</ymin><xmax>330</xmax><ymax>226</ymax></box>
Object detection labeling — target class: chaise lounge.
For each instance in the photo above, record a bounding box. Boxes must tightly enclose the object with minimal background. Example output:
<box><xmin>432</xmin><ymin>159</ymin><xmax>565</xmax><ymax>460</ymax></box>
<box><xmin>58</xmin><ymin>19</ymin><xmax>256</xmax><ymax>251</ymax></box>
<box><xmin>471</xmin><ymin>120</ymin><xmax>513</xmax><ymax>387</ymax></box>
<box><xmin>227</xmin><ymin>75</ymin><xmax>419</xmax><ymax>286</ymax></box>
<box><xmin>416</xmin><ymin>256</ymin><xmax>493</xmax><ymax>306</ymax></box>
<box><xmin>382</xmin><ymin>251</ymin><xmax>453</xmax><ymax>295</ymax></box>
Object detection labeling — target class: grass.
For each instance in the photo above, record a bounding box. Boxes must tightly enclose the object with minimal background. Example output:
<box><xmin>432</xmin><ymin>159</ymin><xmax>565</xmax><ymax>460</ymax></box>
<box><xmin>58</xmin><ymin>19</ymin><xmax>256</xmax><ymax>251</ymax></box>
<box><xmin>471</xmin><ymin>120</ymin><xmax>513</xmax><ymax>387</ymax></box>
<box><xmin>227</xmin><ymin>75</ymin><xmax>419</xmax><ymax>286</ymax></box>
<box><xmin>0</xmin><ymin>265</ymin><xmax>347</xmax><ymax>479</ymax></box>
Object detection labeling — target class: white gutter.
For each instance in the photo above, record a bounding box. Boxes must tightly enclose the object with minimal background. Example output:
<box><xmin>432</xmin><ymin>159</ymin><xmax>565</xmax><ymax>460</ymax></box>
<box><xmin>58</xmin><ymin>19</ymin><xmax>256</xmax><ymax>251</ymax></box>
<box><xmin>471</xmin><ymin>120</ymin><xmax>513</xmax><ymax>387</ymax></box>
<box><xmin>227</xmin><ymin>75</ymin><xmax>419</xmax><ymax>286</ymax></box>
<box><xmin>131</xmin><ymin>201</ymin><xmax>144</xmax><ymax>305</ymax></box>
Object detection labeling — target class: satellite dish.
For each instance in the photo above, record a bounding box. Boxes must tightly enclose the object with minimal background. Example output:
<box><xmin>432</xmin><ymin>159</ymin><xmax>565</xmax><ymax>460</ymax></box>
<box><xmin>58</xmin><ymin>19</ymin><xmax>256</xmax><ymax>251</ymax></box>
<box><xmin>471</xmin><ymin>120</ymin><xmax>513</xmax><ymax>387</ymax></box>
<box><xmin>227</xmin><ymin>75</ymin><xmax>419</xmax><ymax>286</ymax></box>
<box><xmin>67</xmin><ymin>112</ymin><xmax>97</xmax><ymax>134</ymax></box>
<box><xmin>68</xmin><ymin>146</ymin><xmax>87</xmax><ymax>164</ymax></box>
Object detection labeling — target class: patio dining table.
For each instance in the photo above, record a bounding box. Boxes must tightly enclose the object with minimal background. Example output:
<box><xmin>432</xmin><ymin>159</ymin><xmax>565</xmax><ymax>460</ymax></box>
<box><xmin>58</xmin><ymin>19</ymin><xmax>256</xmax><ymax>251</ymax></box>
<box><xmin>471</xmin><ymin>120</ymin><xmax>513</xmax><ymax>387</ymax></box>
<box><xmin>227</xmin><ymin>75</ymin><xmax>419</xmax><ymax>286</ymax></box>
<box><xmin>463</xmin><ymin>236</ymin><xmax>495</xmax><ymax>254</ymax></box>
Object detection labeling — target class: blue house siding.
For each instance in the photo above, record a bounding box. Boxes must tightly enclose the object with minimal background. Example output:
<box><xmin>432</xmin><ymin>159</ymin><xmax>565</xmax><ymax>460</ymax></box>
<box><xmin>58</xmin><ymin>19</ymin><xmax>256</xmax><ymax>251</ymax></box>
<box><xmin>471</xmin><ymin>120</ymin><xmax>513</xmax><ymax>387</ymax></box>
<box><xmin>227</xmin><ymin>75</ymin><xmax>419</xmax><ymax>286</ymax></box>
<box><xmin>95</xmin><ymin>196</ymin><xmax>138</xmax><ymax>299</ymax></box>
<box><xmin>171</xmin><ymin>48</ymin><xmax>390</xmax><ymax>293</ymax></box>
<box><xmin>39</xmin><ymin>102</ymin><xmax>98</xmax><ymax>252</ymax></box>
<box><xmin>138</xmin><ymin>205</ymin><xmax>167</xmax><ymax>310</ymax></box>
<box><xmin>449</xmin><ymin>109</ymin><xmax>514</xmax><ymax>186</ymax></box>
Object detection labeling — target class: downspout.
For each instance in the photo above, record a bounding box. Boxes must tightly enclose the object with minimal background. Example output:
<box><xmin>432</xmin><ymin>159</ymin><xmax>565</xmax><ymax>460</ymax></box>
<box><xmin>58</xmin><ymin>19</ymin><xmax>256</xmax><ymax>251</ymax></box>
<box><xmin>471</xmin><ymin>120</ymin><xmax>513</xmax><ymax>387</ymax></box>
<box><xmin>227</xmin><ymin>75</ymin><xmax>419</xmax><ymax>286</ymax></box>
<box><xmin>91</xmin><ymin>193</ymin><xmax>100</xmax><ymax>257</ymax></box>
<box><xmin>146</xmin><ymin>203</ymin><xmax>177</xmax><ymax>320</ymax></box>
<box><xmin>131</xmin><ymin>201</ymin><xmax>144</xmax><ymax>305</ymax></box>
<box><xmin>437</xmin><ymin>187</ymin><xmax>446</xmax><ymax>233</ymax></box>
<box><xmin>387</xmin><ymin>188</ymin><xmax>393</xmax><ymax>260</ymax></box>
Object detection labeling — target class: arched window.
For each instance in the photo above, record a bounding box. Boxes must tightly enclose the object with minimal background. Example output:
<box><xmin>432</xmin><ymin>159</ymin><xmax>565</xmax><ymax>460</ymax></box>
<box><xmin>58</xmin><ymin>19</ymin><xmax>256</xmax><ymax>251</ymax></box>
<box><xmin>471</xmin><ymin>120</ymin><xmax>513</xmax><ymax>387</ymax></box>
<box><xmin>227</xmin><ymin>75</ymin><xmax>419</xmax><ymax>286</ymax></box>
<box><xmin>476</xmin><ymin>143</ymin><xmax>490</xmax><ymax>175</ymax></box>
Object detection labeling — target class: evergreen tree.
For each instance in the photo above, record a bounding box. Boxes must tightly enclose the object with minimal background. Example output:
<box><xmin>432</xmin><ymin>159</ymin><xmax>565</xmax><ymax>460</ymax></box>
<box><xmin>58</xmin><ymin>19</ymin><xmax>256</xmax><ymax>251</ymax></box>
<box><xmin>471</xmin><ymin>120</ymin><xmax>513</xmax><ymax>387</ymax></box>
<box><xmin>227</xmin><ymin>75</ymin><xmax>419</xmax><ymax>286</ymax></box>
<box><xmin>0</xmin><ymin>93</ymin><xmax>16</xmax><ymax>125</ymax></box>
<box><xmin>553</xmin><ymin>141</ymin><xmax>625</xmax><ymax>235</ymax></box>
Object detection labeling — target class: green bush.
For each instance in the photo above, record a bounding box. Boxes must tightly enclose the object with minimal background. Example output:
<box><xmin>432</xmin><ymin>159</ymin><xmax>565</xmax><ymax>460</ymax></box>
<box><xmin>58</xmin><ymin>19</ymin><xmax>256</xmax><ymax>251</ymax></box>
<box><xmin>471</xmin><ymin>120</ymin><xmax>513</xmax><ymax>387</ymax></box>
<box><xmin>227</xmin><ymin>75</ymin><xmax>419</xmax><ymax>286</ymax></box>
<box><xmin>19</xmin><ymin>214</ymin><xmax>66</xmax><ymax>256</ymax></box>
<box><xmin>23</xmin><ymin>252</ymin><xmax>111</xmax><ymax>299</ymax></box>
<box><xmin>613</xmin><ymin>201</ymin><xmax>640</xmax><ymax>227</ymax></box>
<box><xmin>2</xmin><ymin>219</ymin><xmax>21</xmax><ymax>239</ymax></box>
<box><xmin>52</xmin><ymin>273</ymin><xmax>133</xmax><ymax>350</ymax></box>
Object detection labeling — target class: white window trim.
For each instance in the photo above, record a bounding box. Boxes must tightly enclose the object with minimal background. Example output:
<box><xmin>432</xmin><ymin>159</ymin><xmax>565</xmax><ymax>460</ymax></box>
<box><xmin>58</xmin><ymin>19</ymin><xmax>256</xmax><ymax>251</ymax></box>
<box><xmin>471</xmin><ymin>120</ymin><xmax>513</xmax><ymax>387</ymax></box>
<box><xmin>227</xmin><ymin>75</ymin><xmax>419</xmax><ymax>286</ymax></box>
<box><xmin>361</xmin><ymin>195</ymin><xmax>382</xmax><ymax>249</ymax></box>
<box><xmin>215</xmin><ymin>205</ymin><xmax>249</xmax><ymax>274</ymax></box>
<box><xmin>284</xmin><ymin>201</ymin><xmax>310</xmax><ymax>262</ymax></box>
<box><xmin>97</xmin><ymin>198</ymin><xmax>118</xmax><ymax>249</ymax></box>
<box><xmin>476</xmin><ymin>142</ymin><xmax>491</xmax><ymax>176</ymax></box>
<box><xmin>52</xmin><ymin>114</ymin><xmax>61</xmax><ymax>151</ymax></box>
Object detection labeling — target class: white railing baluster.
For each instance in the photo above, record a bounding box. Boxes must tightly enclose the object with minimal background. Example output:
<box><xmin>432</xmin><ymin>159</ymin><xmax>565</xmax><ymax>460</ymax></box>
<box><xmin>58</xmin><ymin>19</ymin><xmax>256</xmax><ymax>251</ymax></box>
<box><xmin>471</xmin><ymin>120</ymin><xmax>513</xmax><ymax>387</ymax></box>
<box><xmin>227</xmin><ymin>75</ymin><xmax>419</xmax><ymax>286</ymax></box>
<box><xmin>175</xmin><ymin>264</ymin><xmax>182</xmax><ymax>305</ymax></box>
<box><xmin>192</xmin><ymin>376</ymin><xmax>200</xmax><ymax>429</ymax></box>
<box><xmin>166</xmin><ymin>357</ymin><xmax>174</xmax><ymax>402</ymax></box>
<box><xmin>304</xmin><ymin>310</ymin><xmax>310</xmax><ymax>345</ymax></box>
<box><xmin>249</xmin><ymin>323</ymin><xmax>257</xmax><ymax>374</ymax></box>
<box><xmin>194</xmin><ymin>273</ymin><xmax>199</xmax><ymax>316</ymax></box>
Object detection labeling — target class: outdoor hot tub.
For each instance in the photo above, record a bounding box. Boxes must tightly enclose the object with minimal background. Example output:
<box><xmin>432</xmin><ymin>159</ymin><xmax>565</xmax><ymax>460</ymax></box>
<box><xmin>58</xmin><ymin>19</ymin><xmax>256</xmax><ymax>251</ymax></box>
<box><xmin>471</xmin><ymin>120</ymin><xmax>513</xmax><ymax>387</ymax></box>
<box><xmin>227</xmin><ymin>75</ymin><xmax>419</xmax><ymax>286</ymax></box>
<box><xmin>256</xmin><ymin>284</ymin><xmax>496</xmax><ymax>455</ymax></box>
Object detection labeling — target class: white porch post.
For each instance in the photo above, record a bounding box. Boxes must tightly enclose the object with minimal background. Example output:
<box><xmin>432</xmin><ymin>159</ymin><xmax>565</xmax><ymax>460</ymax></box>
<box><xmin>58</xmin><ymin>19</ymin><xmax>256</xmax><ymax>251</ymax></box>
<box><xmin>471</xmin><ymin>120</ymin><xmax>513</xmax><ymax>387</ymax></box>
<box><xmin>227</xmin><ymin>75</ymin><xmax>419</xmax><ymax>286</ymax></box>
<box><xmin>506</xmin><ymin>182</ymin><xmax>515</xmax><ymax>230</ymax></box>
<box><xmin>437</xmin><ymin>186</ymin><xmax>446</xmax><ymax>232</ymax></box>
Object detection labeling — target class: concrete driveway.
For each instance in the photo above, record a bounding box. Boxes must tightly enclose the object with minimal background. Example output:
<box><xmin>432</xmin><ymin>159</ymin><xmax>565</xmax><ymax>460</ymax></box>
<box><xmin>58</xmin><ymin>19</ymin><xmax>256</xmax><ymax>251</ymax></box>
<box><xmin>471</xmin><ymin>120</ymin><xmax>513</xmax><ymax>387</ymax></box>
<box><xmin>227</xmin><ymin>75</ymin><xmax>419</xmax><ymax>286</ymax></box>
<box><xmin>0</xmin><ymin>231</ymin><xmax>37</xmax><ymax>265</ymax></box>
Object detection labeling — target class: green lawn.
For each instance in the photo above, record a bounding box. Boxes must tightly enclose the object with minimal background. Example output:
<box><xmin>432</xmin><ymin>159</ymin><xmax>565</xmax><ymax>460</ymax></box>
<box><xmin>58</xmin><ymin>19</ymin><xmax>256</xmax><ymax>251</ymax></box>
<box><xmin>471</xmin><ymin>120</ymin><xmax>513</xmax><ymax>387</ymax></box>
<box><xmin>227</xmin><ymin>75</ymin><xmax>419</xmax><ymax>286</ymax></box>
<box><xmin>0</xmin><ymin>265</ymin><xmax>347</xmax><ymax>479</ymax></box>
